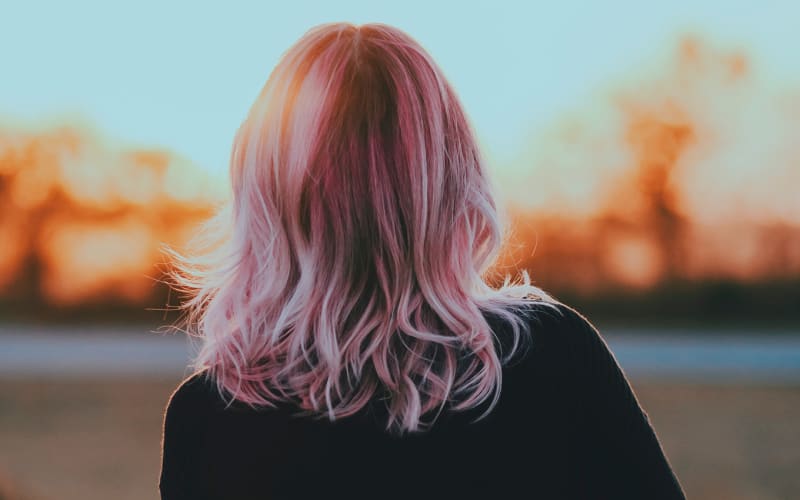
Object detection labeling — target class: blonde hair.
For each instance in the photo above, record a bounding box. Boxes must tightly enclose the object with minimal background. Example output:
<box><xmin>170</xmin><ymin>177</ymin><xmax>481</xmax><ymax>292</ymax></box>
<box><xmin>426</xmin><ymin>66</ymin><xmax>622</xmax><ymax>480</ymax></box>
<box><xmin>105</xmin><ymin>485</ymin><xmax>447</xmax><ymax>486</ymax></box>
<box><xmin>168</xmin><ymin>22</ymin><xmax>554</xmax><ymax>434</ymax></box>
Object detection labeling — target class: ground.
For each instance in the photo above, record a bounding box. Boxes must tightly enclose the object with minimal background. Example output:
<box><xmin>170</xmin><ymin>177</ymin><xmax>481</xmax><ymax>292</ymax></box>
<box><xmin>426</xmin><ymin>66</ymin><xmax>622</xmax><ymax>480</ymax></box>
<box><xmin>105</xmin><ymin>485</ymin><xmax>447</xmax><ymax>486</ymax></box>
<box><xmin>0</xmin><ymin>377</ymin><xmax>797</xmax><ymax>500</ymax></box>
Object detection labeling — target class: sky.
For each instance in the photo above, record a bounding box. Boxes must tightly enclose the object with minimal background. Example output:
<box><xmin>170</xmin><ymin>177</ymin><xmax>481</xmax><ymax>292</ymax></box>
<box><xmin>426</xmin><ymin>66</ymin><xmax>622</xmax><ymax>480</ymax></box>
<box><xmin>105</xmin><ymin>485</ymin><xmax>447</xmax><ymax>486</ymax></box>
<box><xmin>2</xmin><ymin>0</ymin><xmax>799</xmax><ymax>177</ymax></box>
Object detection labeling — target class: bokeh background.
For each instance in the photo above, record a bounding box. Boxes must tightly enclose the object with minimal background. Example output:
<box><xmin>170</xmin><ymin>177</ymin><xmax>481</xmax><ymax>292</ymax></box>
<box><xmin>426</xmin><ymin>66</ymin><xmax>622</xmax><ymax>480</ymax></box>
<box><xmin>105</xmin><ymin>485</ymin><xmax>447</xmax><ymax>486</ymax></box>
<box><xmin>1</xmin><ymin>1</ymin><xmax>799</xmax><ymax>499</ymax></box>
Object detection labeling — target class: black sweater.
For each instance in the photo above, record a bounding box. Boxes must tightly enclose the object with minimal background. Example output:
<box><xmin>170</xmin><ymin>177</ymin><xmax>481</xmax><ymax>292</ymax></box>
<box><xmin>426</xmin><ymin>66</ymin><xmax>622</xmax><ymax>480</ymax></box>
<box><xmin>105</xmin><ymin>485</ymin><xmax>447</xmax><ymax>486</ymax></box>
<box><xmin>159</xmin><ymin>302</ymin><xmax>686</xmax><ymax>499</ymax></box>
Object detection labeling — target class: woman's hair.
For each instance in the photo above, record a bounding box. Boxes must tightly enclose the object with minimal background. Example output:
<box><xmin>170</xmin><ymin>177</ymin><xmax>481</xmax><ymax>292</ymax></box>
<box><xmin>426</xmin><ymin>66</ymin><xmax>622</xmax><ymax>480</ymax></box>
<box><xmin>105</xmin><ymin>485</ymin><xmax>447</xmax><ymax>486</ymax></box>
<box><xmin>167</xmin><ymin>22</ymin><xmax>554</xmax><ymax>434</ymax></box>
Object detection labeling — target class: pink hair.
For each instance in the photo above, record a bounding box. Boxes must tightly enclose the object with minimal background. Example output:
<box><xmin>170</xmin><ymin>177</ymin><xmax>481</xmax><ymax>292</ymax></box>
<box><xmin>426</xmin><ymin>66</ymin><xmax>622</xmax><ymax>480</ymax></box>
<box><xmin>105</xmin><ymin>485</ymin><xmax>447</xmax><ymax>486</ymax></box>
<box><xmin>168</xmin><ymin>22</ymin><xmax>554</xmax><ymax>433</ymax></box>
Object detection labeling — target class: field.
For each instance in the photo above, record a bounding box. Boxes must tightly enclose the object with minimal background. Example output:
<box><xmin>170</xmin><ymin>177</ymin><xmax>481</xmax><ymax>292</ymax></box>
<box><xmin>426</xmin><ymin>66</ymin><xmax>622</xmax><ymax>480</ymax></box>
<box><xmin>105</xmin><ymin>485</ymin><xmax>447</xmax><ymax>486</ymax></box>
<box><xmin>0</xmin><ymin>377</ymin><xmax>798</xmax><ymax>500</ymax></box>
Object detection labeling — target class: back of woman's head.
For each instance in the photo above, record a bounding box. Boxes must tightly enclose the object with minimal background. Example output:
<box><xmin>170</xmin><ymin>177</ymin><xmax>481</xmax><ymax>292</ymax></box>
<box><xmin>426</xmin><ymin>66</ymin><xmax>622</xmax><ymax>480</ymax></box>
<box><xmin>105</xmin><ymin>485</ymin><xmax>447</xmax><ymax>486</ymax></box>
<box><xmin>170</xmin><ymin>22</ymin><xmax>553</xmax><ymax>434</ymax></box>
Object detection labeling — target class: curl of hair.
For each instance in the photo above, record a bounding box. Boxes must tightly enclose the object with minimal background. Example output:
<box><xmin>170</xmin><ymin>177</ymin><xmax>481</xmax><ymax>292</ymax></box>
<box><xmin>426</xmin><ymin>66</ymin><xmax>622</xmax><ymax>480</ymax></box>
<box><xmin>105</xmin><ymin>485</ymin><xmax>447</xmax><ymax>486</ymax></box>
<box><xmin>165</xmin><ymin>22</ymin><xmax>556</xmax><ymax>434</ymax></box>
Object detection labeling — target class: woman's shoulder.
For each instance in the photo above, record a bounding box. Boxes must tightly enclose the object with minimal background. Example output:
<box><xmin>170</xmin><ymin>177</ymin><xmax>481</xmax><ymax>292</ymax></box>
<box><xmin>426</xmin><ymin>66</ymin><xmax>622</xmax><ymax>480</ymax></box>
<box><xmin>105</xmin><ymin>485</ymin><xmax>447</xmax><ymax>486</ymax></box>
<box><xmin>493</xmin><ymin>298</ymin><xmax>612</xmax><ymax>371</ymax></box>
<box><xmin>522</xmin><ymin>298</ymin><xmax>596</xmax><ymax>330</ymax></box>
<box><xmin>164</xmin><ymin>369</ymin><xmax>221</xmax><ymax>417</ymax></box>
<box><xmin>502</xmin><ymin>298</ymin><xmax>604</xmax><ymax>347</ymax></box>
<box><xmin>514</xmin><ymin>298</ymin><xmax>636</xmax><ymax>396</ymax></box>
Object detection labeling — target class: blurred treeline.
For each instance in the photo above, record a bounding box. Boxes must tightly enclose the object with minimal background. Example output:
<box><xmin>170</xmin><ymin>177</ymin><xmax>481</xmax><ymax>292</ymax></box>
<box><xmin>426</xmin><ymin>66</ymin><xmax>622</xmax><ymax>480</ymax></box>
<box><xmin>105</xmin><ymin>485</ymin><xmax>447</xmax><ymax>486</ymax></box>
<box><xmin>1</xmin><ymin>37</ymin><xmax>799</xmax><ymax>328</ymax></box>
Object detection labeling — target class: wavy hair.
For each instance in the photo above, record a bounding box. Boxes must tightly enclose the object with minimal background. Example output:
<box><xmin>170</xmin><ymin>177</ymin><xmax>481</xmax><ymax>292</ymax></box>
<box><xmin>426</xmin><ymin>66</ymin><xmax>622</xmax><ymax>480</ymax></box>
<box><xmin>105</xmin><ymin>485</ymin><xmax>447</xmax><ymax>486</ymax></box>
<box><xmin>167</xmin><ymin>22</ymin><xmax>555</xmax><ymax>434</ymax></box>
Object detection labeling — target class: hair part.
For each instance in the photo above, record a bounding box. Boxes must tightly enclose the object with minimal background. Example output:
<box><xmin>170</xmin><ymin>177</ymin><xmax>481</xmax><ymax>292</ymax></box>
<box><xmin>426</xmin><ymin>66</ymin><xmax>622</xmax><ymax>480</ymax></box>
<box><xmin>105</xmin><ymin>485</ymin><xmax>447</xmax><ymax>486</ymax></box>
<box><xmin>166</xmin><ymin>22</ymin><xmax>555</xmax><ymax>434</ymax></box>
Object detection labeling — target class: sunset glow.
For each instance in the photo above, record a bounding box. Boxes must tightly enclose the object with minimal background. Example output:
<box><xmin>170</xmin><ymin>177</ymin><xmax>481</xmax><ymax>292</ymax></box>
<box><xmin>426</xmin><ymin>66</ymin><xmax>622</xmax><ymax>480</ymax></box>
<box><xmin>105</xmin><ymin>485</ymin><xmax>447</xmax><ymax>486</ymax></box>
<box><xmin>0</xmin><ymin>122</ymin><xmax>224</xmax><ymax>305</ymax></box>
<box><xmin>1</xmin><ymin>6</ymin><xmax>798</xmax><ymax>307</ymax></box>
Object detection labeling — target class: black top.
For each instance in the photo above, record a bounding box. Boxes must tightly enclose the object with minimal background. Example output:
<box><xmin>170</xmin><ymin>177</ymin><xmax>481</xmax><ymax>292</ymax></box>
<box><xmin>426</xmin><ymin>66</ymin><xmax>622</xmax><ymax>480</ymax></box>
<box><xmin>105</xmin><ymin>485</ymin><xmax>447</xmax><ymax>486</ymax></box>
<box><xmin>159</xmin><ymin>302</ymin><xmax>686</xmax><ymax>499</ymax></box>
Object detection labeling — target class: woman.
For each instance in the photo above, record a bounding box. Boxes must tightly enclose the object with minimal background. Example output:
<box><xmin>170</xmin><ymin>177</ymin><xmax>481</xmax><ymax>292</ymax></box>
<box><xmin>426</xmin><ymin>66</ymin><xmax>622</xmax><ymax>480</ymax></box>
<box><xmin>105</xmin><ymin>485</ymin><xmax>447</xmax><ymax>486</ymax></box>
<box><xmin>159</xmin><ymin>22</ymin><xmax>685</xmax><ymax>499</ymax></box>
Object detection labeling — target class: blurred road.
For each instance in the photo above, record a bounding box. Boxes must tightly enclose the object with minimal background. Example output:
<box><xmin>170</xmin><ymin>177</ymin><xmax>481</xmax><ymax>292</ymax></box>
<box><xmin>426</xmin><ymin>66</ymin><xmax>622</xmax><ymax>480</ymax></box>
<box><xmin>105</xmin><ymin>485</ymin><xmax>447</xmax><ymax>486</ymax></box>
<box><xmin>1</xmin><ymin>325</ymin><xmax>800</xmax><ymax>382</ymax></box>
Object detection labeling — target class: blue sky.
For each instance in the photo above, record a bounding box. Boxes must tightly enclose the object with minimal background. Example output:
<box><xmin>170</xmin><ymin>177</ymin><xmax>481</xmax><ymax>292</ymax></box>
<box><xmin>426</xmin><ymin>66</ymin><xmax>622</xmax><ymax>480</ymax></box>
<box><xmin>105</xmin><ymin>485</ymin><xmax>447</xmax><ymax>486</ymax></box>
<box><xmin>2</xmin><ymin>0</ymin><xmax>799</xmax><ymax>177</ymax></box>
